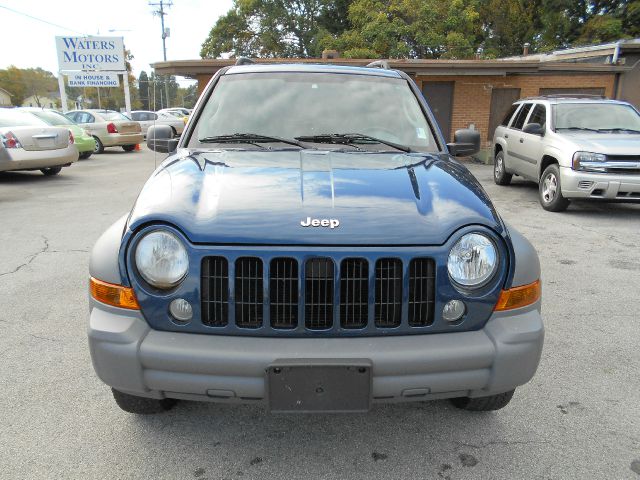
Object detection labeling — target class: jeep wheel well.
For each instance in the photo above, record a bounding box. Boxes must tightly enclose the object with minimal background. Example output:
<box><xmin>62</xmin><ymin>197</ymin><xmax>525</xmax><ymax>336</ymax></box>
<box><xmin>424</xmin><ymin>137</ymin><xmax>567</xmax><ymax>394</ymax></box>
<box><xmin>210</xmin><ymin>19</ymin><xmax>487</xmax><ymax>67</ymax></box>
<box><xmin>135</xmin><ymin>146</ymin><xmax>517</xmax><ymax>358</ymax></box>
<box><xmin>540</xmin><ymin>155</ymin><xmax>558</xmax><ymax>178</ymax></box>
<box><xmin>494</xmin><ymin>144</ymin><xmax>503</xmax><ymax>158</ymax></box>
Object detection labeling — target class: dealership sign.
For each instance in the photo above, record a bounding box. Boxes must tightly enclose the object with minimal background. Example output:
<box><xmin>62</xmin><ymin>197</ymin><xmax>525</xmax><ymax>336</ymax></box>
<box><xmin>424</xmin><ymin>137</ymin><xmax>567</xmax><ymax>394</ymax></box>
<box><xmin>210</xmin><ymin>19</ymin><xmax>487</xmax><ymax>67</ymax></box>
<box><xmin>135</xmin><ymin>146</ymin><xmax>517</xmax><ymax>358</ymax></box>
<box><xmin>68</xmin><ymin>72</ymin><xmax>120</xmax><ymax>87</ymax></box>
<box><xmin>56</xmin><ymin>36</ymin><xmax>125</xmax><ymax>71</ymax></box>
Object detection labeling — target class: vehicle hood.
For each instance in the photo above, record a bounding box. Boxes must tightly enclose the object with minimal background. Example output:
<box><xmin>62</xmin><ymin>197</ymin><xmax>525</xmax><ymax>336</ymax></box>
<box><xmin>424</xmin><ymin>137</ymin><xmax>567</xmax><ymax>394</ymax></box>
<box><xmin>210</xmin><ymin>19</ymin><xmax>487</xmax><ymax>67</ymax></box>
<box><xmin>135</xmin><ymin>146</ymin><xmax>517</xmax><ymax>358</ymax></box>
<box><xmin>560</xmin><ymin>132</ymin><xmax>640</xmax><ymax>155</ymax></box>
<box><xmin>126</xmin><ymin>149</ymin><xmax>503</xmax><ymax>246</ymax></box>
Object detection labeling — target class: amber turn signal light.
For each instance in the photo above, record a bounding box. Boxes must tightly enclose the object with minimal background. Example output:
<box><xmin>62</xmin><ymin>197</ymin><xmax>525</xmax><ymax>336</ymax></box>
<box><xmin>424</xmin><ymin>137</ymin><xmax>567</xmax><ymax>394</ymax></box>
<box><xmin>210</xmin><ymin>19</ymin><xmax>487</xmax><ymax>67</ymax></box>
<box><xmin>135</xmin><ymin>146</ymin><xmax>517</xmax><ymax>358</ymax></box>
<box><xmin>494</xmin><ymin>280</ymin><xmax>541</xmax><ymax>311</ymax></box>
<box><xmin>90</xmin><ymin>277</ymin><xmax>139</xmax><ymax>310</ymax></box>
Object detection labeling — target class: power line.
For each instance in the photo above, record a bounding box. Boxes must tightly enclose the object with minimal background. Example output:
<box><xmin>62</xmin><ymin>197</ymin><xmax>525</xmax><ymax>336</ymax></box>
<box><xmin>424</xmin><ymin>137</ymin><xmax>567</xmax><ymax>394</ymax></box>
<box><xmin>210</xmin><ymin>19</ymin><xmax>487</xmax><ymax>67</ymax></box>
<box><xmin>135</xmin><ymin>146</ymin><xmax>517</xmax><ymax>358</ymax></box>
<box><xmin>0</xmin><ymin>4</ymin><xmax>86</xmax><ymax>35</ymax></box>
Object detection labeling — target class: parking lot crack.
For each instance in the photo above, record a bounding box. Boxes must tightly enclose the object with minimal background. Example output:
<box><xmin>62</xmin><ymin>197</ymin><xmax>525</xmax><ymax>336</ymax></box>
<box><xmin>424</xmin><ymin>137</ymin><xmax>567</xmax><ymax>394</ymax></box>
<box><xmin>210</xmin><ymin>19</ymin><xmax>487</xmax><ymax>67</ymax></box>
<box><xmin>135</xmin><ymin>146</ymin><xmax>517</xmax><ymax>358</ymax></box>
<box><xmin>0</xmin><ymin>235</ymin><xmax>50</xmax><ymax>277</ymax></box>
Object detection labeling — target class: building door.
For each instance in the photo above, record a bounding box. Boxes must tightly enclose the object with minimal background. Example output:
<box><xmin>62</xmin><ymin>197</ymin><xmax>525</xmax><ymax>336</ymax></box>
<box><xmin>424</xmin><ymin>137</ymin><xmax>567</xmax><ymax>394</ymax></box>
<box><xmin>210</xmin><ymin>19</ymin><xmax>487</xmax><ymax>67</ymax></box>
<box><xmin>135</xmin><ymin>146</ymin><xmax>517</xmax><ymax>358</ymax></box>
<box><xmin>422</xmin><ymin>82</ymin><xmax>454</xmax><ymax>142</ymax></box>
<box><xmin>488</xmin><ymin>88</ymin><xmax>521</xmax><ymax>140</ymax></box>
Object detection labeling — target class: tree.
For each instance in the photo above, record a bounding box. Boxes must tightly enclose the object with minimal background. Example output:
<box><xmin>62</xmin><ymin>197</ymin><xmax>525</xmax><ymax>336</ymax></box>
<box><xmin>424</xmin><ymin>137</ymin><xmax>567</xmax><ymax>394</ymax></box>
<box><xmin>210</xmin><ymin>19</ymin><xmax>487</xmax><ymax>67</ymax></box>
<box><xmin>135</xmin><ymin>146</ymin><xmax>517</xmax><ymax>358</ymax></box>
<box><xmin>200</xmin><ymin>0</ymin><xmax>354</xmax><ymax>58</ymax></box>
<box><xmin>0</xmin><ymin>67</ymin><xmax>58</xmax><ymax>106</ymax></box>
<box><xmin>139</xmin><ymin>71</ymin><xmax>150</xmax><ymax>110</ymax></box>
<box><xmin>323</xmin><ymin>0</ymin><xmax>482</xmax><ymax>59</ymax></box>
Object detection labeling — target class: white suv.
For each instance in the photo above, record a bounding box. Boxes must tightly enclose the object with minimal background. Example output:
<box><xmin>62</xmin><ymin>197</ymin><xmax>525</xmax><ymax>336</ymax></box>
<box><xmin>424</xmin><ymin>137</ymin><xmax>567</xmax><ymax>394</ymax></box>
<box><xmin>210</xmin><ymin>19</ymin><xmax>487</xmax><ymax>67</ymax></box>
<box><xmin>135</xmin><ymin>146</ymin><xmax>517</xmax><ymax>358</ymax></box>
<box><xmin>492</xmin><ymin>96</ymin><xmax>640</xmax><ymax>211</ymax></box>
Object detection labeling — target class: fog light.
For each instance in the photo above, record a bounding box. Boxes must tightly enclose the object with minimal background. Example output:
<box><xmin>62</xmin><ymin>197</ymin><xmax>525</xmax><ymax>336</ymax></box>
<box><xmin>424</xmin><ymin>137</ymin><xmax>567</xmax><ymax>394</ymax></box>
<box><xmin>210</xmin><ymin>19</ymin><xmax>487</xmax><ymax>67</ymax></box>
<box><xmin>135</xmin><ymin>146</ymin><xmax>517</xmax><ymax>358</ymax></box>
<box><xmin>169</xmin><ymin>298</ymin><xmax>193</xmax><ymax>323</ymax></box>
<box><xmin>443</xmin><ymin>300</ymin><xmax>465</xmax><ymax>322</ymax></box>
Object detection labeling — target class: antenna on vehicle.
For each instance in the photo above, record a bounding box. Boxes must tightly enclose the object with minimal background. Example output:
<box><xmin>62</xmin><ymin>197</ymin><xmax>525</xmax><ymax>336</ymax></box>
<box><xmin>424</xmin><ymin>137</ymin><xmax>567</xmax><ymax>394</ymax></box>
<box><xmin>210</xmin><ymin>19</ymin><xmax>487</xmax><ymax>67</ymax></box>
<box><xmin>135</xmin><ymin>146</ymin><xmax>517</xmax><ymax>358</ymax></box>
<box><xmin>365</xmin><ymin>60</ymin><xmax>390</xmax><ymax>69</ymax></box>
<box><xmin>235</xmin><ymin>57</ymin><xmax>255</xmax><ymax>66</ymax></box>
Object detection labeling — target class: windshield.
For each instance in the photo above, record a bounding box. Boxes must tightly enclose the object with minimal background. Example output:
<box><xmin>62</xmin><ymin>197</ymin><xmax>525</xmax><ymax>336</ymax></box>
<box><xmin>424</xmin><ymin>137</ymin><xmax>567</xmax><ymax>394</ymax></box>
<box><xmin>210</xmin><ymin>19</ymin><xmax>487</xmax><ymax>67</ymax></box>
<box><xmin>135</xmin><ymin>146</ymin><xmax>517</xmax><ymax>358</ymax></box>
<box><xmin>191</xmin><ymin>72</ymin><xmax>437</xmax><ymax>152</ymax></box>
<box><xmin>101</xmin><ymin>111</ymin><xmax>131</xmax><ymax>121</ymax></box>
<box><xmin>31</xmin><ymin>110</ymin><xmax>74</xmax><ymax>126</ymax></box>
<box><xmin>0</xmin><ymin>109</ymin><xmax>47</xmax><ymax>128</ymax></box>
<box><xmin>555</xmin><ymin>103</ymin><xmax>640</xmax><ymax>132</ymax></box>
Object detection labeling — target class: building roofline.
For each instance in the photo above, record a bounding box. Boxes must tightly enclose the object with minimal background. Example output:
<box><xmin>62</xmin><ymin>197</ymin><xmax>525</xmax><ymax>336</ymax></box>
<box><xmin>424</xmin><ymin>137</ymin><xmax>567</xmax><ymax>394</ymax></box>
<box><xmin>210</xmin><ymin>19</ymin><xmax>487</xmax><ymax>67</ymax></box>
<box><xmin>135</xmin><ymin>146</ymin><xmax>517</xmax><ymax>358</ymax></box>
<box><xmin>151</xmin><ymin>57</ymin><xmax>630</xmax><ymax>78</ymax></box>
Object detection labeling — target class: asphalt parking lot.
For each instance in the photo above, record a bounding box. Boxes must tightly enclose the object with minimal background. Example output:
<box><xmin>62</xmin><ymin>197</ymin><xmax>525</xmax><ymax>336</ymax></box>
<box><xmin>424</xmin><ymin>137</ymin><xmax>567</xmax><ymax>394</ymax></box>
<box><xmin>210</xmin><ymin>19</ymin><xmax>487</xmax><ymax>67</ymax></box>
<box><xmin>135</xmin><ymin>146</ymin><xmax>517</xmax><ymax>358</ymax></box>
<box><xmin>1</xmin><ymin>147</ymin><xmax>639</xmax><ymax>479</ymax></box>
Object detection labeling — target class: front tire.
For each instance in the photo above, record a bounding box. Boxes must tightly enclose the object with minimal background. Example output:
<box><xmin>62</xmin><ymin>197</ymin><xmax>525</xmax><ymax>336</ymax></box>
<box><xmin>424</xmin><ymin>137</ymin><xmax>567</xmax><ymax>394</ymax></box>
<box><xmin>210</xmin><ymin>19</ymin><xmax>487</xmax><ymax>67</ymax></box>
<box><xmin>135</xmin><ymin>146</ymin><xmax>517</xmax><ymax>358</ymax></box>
<box><xmin>493</xmin><ymin>151</ymin><xmax>512</xmax><ymax>185</ymax></box>
<box><xmin>450</xmin><ymin>389</ymin><xmax>515</xmax><ymax>411</ymax></box>
<box><xmin>539</xmin><ymin>164</ymin><xmax>570</xmax><ymax>212</ymax></box>
<box><xmin>79</xmin><ymin>151</ymin><xmax>92</xmax><ymax>160</ymax></box>
<box><xmin>122</xmin><ymin>145</ymin><xmax>136</xmax><ymax>152</ymax></box>
<box><xmin>93</xmin><ymin>136</ymin><xmax>104</xmax><ymax>154</ymax></box>
<box><xmin>111</xmin><ymin>388</ymin><xmax>177</xmax><ymax>414</ymax></box>
<box><xmin>41</xmin><ymin>166</ymin><xmax>62</xmax><ymax>176</ymax></box>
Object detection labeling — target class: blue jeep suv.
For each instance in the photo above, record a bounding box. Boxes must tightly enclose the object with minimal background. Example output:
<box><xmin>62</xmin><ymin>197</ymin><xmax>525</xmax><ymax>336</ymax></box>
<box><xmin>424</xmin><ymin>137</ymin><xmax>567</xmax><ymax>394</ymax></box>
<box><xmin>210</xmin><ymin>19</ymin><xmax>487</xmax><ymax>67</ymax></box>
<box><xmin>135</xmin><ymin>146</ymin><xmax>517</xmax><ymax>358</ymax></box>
<box><xmin>88</xmin><ymin>62</ymin><xmax>544</xmax><ymax>414</ymax></box>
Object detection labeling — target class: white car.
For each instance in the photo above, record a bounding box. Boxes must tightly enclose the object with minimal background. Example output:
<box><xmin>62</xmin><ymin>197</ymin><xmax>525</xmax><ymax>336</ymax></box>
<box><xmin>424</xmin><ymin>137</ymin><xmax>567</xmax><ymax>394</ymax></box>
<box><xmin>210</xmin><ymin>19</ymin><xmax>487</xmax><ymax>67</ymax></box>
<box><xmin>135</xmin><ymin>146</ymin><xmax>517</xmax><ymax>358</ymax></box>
<box><xmin>65</xmin><ymin>109</ymin><xmax>143</xmax><ymax>154</ymax></box>
<box><xmin>0</xmin><ymin>109</ymin><xmax>78</xmax><ymax>175</ymax></box>
<box><xmin>130</xmin><ymin>110</ymin><xmax>184</xmax><ymax>137</ymax></box>
<box><xmin>492</xmin><ymin>96</ymin><xmax>640</xmax><ymax>211</ymax></box>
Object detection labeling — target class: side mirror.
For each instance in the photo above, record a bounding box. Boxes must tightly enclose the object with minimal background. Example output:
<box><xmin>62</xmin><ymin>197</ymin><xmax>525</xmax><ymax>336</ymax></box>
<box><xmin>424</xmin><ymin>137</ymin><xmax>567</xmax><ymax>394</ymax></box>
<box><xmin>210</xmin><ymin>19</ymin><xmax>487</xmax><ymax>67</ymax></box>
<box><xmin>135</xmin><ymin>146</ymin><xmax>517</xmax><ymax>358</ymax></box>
<box><xmin>522</xmin><ymin>122</ymin><xmax>544</xmax><ymax>136</ymax></box>
<box><xmin>147</xmin><ymin>125</ymin><xmax>178</xmax><ymax>153</ymax></box>
<box><xmin>447</xmin><ymin>129</ymin><xmax>481</xmax><ymax>157</ymax></box>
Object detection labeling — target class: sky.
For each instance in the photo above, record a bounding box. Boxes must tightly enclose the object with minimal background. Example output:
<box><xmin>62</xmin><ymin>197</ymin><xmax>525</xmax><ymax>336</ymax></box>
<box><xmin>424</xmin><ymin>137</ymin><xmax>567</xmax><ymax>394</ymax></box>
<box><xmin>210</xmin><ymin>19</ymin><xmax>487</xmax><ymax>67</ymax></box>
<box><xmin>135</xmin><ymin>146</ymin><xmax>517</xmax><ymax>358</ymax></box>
<box><xmin>0</xmin><ymin>0</ymin><xmax>234</xmax><ymax>85</ymax></box>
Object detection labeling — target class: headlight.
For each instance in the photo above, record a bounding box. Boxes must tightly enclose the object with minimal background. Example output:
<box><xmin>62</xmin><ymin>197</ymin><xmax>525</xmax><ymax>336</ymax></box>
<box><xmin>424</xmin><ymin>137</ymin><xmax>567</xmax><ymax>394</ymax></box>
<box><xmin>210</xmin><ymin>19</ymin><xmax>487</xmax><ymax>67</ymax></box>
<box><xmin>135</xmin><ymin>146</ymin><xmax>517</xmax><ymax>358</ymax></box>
<box><xmin>135</xmin><ymin>230</ymin><xmax>189</xmax><ymax>288</ymax></box>
<box><xmin>572</xmin><ymin>151</ymin><xmax>606</xmax><ymax>171</ymax></box>
<box><xmin>447</xmin><ymin>233</ymin><xmax>498</xmax><ymax>288</ymax></box>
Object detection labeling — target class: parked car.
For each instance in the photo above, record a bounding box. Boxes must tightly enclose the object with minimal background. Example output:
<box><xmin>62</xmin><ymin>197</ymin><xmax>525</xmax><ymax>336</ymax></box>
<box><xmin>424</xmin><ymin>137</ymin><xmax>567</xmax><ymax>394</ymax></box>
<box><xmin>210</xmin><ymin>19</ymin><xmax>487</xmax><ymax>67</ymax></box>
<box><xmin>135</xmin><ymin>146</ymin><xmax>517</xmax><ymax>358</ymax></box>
<box><xmin>158</xmin><ymin>107</ymin><xmax>191</xmax><ymax>126</ymax></box>
<box><xmin>89</xmin><ymin>63</ymin><xmax>543</xmax><ymax>415</ymax></box>
<box><xmin>65</xmin><ymin>109</ymin><xmax>143</xmax><ymax>153</ymax></box>
<box><xmin>0</xmin><ymin>108</ymin><xmax>78</xmax><ymax>175</ymax></box>
<box><xmin>130</xmin><ymin>110</ymin><xmax>184</xmax><ymax>137</ymax></box>
<box><xmin>492</xmin><ymin>96</ymin><xmax>640</xmax><ymax>211</ymax></box>
<box><xmin>21</xmin><ymin>107</ymin><xmax>96</xmax><ymax>159</ymax></box>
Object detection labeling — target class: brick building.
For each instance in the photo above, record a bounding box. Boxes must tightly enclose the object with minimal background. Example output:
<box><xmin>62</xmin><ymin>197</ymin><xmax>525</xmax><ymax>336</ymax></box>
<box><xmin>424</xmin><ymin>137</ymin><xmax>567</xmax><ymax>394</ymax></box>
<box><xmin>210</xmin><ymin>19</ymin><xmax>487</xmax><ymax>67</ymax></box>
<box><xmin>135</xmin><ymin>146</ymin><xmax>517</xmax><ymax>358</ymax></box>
<box><xmin>152</xmin><ymin>39</ymin><xmax>640</xmax><ymax>156</ymax></box>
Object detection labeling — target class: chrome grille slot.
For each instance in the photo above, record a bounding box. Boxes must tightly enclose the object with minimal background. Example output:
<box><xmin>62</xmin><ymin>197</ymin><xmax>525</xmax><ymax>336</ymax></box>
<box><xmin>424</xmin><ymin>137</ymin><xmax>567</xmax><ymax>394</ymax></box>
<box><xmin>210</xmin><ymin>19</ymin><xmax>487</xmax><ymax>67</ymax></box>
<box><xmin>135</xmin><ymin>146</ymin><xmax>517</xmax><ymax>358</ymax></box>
<box><xmin>304</xmin><ymin>258</ymin><xmax>334</xmax><ymax>330</ymax></box>
<box><xmin>201</xmin><ymin>256</ymin><xmax>229</xmax><ymax>327</ymax></box>
<box><xmin>340</xmin><ymin>258</ymin><xmax>369</xmax><ymax>329</ymax></box>
<box><xmin>408</xmin><ymin>258</ymin><xmax>436</xmax><ymax>326</ymax></box>
<box><xmin>270</xmin><ymin>258</ymin><xmax>298</xmax><ymax>329</ymax></box>
<box><xmin>374</xmin><ymin>258</ymin><xmax>403</xmax><ymax>328</ymax></box>
<box><xmin>235</xmin><ymin>257</ymin><xmax>263</xmax><ymax>328</ymax></box>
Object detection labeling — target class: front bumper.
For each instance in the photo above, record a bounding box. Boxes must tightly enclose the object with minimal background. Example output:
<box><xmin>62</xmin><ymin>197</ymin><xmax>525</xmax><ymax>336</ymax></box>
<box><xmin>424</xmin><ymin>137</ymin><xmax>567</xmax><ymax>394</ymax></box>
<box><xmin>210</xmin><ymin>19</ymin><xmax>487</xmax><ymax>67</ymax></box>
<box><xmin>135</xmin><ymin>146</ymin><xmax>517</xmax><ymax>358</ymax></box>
<box><xmin>88</xmin><ymin>299</ymin><xmax>544</xmax><ymax>405</ymax></box>
<box><xmin>561</xmin><ymin>166</ymin><xmax>640</xmax><ymax>201</ymax></box>
<box><xmin>101</xmin><ymin>133</ymin><xmax>144</xmax><ymax>147</ymax></box>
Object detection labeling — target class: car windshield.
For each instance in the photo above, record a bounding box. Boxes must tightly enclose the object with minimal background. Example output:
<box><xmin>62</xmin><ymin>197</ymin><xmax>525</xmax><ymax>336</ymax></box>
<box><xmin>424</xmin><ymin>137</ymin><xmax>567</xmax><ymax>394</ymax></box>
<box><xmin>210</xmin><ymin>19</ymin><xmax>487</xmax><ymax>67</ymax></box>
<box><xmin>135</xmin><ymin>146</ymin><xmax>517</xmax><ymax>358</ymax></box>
<box><xmin>100</xmin><ymin>111</ymin><xmax>131</xmax><ymax>121</ymax></box>
<box><xmin>31</xmin><ymin>110</ymin><xmax>74</xmax><ymax>126</ymax></box>
<box><xmin>0</xmin><ymin>109</ymin><xmax>47</xmax><ymax>128</ymax></box>
<box><xmin>191</xmin><ymin>72</ymin><xmax>437</xmax><ymax>152</ymax></box>
<box><xmin>555</xmin><ymin>103</ymin><xmax>640</xmax><ymax>132</ymax></box>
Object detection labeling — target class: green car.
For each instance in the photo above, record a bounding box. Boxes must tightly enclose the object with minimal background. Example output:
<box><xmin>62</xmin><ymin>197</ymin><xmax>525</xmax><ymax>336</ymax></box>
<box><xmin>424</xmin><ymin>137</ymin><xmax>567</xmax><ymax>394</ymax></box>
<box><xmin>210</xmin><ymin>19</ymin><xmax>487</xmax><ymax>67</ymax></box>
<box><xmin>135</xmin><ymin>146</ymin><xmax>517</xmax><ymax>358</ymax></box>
<box><xmin>21</xmin><ymin>107</ymin><xmax>96</xmax><ymax>159</ymax></box>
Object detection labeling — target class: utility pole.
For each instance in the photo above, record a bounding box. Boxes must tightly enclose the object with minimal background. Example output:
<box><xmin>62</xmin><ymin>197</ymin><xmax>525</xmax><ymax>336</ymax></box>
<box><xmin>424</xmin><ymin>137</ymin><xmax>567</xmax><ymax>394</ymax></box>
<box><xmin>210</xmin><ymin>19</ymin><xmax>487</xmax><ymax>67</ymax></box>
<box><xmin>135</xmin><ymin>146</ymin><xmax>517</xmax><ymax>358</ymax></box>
<box><xmin>150</xmin><ymin>0</ymin><xmax>172</xmax><ymax>109</ymax></box>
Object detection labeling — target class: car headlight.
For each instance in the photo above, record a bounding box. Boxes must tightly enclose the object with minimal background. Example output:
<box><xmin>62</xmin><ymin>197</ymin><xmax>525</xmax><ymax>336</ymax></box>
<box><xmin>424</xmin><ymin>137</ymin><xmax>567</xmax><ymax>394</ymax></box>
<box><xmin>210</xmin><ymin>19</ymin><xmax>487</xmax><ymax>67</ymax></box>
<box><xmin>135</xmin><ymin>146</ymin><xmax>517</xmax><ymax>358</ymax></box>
<box><xmin>572</xmin><ymin>151</ymin><xmax>606</xmax><ymax>171</ymax></box>
<box><xmin>135</xmin><ymin>230</ymin><xmax>189</xmax><ymax>288</ymax></box>
<box><xmin>447</xmin><ymin>233</ymin><xmax>498</xmax><ymax>288</ymax></box>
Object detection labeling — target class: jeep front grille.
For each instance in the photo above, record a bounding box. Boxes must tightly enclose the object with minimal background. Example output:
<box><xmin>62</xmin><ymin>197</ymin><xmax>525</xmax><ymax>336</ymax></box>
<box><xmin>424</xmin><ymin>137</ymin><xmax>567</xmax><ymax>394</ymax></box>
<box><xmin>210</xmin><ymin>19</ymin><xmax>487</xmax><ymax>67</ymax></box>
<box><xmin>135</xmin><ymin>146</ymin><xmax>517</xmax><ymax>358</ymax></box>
<box><xmin>201</xmin><ymin>256</ymin><xmax>229</xmax><ymax>327</ymax></box>
<box><xmin>201</xmin><ymin>255</ymin><xmax>436</xmax><ymax>334</ymax></box>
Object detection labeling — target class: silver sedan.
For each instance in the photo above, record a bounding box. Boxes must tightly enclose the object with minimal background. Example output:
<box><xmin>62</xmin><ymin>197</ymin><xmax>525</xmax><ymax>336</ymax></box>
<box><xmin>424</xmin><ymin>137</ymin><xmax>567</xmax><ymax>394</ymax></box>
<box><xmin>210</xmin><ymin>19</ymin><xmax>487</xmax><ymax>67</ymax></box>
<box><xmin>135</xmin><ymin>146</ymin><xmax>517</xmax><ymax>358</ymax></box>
<box><xmin>0</xmin><ymin>109</ymin><xmax>79</xmax><ymax>176</ymax></box>
<box><xmin>65</xmin><ymin>109</ymin><xmax>144</xmax><ymax>154</ymax></box>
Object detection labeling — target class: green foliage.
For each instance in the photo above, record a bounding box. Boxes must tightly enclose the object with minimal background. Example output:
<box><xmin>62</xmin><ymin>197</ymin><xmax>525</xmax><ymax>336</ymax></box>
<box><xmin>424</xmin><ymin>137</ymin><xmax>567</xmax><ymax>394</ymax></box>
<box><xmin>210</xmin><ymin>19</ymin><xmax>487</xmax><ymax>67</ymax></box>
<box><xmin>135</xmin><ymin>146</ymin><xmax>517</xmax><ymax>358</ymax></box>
<box><xmin>0</xmin><ymin>67</ymin><xmax>58</xmax><ymax>106</ymax></box>
<box><xmin>202</xmin><ymin>0</ymin><xmax>640</xmax><ymax>60</ymax></box>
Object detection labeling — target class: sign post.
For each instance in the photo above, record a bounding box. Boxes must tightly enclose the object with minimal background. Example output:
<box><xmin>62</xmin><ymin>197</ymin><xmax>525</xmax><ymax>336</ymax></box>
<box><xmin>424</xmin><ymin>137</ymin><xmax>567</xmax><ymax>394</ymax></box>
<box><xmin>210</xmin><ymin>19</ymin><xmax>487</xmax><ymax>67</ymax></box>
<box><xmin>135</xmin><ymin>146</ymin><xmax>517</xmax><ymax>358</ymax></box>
<box><xmin>55</xmin><ymin>36</ymin><xmax>130</xmax><ymax>116</ymax></box>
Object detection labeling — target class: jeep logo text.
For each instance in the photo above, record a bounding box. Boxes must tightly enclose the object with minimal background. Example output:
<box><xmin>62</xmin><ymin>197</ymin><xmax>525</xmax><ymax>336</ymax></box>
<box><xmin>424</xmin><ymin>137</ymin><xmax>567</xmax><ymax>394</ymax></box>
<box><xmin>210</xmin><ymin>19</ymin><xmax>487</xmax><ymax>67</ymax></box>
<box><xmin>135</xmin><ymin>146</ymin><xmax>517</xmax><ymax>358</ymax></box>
<box><xmin>300</xmin><ymin>217</ymin><xmax>340</xmax><ymax>229</ymax></box>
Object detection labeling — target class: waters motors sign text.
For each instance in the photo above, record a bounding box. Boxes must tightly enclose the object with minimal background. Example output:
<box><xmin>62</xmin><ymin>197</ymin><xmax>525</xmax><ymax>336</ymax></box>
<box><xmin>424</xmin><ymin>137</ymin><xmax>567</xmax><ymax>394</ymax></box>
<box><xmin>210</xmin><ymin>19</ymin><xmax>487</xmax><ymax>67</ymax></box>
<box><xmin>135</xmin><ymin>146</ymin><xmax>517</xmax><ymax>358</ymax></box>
<box><xmin>56</xmin><ymin>36</ymin><xmax>125</xmax><ymax>71</ymax></box>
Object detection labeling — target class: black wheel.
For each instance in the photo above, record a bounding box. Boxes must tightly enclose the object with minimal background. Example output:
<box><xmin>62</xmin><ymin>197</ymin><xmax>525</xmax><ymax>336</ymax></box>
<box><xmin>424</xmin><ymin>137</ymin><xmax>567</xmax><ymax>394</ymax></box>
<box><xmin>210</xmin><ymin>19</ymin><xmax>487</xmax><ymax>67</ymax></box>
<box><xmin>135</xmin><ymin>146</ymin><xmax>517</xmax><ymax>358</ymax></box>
<box><xmin>79</xmin><ymin>151</ymin><xmax>92</xmax><ymax>160</ymax></box>
<box><xmin>122</xmin><ymin>144</ymin><xmax>136</xmax><ymax>152</ymax></box>
<box><xmin>493</xmin><ymin>150</ymin><xmax>512</xmax><ymax>185</ymax></box>
<box><xmin>450</xmin><ymin>389</ymin><xmax>515</xmax><ymax>411</ymax></box>
<box><xmin>93</xmin><ymin>136</ymin><xmax>104</xmax><ymax>154</ymax></box>
<box><xmin>111</xmin><ymin>388</ymin><xmax>177</xmax><ymax>414</ymax></box>
<box><xmin>170</xmin><ymin>126</ymin><xmax>177</xmax><ymax>137</ymax></box>
<box><xmin>40</xmin><ymin>166</ymin><xmax>62</xmax><ymax>176</ymax></box>
<box><xmin>539</xmin><ymin>164</ymin><xmax>570</xmax><ymax>212</ymax></box>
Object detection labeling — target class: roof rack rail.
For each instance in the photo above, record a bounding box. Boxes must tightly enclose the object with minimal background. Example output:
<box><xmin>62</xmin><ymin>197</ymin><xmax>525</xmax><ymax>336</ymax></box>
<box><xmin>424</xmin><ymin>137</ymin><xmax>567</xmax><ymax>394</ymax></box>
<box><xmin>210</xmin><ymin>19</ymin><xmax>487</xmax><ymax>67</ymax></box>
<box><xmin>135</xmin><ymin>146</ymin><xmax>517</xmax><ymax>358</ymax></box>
<box><xmin>539</xmin><ymin>93</ymin><xmax>606</xmax><ymax>99</ymax></box>
<box><xmin>235</xmin><ymin>57</ymin><xmax>255</xmax><ymax>66</ymax></box>
<box><xmin>365</xmin><ymin>60</ymin><xmax>390</xmax><ymax>69</ymax></box>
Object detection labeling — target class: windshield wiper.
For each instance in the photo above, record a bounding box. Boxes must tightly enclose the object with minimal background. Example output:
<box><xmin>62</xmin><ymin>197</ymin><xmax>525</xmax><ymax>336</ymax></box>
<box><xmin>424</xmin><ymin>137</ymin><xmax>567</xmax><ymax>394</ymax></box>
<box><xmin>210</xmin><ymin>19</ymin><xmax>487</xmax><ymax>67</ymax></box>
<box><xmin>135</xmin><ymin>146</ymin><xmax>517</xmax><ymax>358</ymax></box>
<box><xmin>596</xmin><ymin>128</ymin><xmax>640</xmax><ymax>134</ymax></box>
<box><xmin>295</xmin><ymin>133</ymin><xmax>412</xmax><ymax>153</ymax></box>
<box><xmin>555</xmin><ymin>127</ymin><xmax>599</xmax><ymax>132</ymax></box>
<box><xmin>199</xmin><ymin>133</ymin><xmax>307</xmax><ymax>149</ymax></box>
